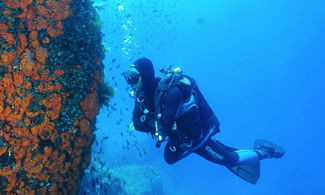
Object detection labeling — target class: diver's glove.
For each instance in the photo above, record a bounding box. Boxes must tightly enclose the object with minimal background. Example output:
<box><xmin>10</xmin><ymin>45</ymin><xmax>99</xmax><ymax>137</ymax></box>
<box><xmin>154</xmin><ymin>133</ymin><xmax>167</xmax><ymax>148</ymax></box>
<box><xmin>150</xmin><ymin>129</ymin><xmax>167</xmax><ymax>148</ymax></box>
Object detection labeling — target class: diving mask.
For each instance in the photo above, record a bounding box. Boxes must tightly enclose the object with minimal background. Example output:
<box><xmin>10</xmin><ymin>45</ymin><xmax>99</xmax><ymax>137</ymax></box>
<box><xmin>123</xmin><ymin>65</ymin><xmax>140</xmax><ymax>85</ymax></box>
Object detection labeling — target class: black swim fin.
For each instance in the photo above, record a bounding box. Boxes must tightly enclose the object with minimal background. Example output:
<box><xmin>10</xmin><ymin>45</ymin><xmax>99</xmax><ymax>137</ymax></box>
<box><xmin>254</xmin><ymin>139</ymin><xmax>285</xmax><ymax>159</ymax></box>
<box><xmin>227</xmin><ymin>160</ymin><xmax>260</xmax><ymax>184</ymax></box>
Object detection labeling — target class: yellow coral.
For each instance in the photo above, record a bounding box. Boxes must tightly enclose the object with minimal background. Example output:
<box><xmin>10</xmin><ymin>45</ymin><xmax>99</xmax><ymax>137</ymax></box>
<box><xmin>18</xmin><ymin>0</ymin><xmax>32</xmax><ymax>9</ymax></box>
<box><xmin>3</xmin><ymin>32</ymin><xmax>15</xmax><ymax>45</ymax></box>
<box><xmin>17</xmin><ymin>34</ymin><xmax>27</xmax><ymax>55</ymax></box>
<box><xmin>47</xmin><ymin>21</ymin><xmax>64</xmax><ymax>37</ymax></box>
<box><xmin>0</xmin><ymin>146</ymin><xmax>7</xmax><ymax>156</ymax></box>
<box><xmin>35</xmin><ymin>47</ymin><xmax>48</xmax><ymax>64</ymax></box>
<box><xmin>80</xmin><ymin>89</ymin><xmax>99</xmax><ymax>120</ymax></box>
<box><xmin>20</xmin><ymin>49</ymin><xmax>36</xmax><ymax>76</ymax></box>
<box><xmin>1</xmin><ymin>51</ymin><xmax>17</xmax><ymax>66</ymax></box>
<box><xmin>43</xmin><ymin>93</ymin><xmax>62</xmax><ymax>120</ymax></box>
<box><xmin>42</xmin><ymin>36</ymin><xmax>50</xmax><ymax>44</ymax></box>
<box><xmin>2</xmin><ymin>0</ymin><xmax>20</xmax><ymax>9</ymax></box>
<box><xmin>12</xmin><ymin>71</ymin><xmax>24</xmax><ymax>85</ymax></box>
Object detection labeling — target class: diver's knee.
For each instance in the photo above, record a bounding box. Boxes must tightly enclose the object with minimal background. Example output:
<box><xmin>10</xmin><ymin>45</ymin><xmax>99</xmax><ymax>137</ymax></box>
<box><xmin>164</xmin><ymin>157</ymin><xmax>177</xmax><ymax>165</ymax></box>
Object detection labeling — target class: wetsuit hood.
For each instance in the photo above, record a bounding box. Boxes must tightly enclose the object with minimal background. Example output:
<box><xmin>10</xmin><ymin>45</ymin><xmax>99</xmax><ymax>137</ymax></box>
<box><xmin>133</xmin><ymin>58</ymin><xmax>157</xmax><ymax>111</ymax></box>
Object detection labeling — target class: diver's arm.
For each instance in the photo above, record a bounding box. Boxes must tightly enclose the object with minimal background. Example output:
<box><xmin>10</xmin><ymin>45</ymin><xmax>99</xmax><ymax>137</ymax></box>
<box><xmin>132</xmin><ymin>101</ymin><xmax>154</xmax><ymax>133</ymax></box>
<box><xmin>158</xmin><ymin>86</ymin><xmax>184</xmax><ymax>134</ymax></box>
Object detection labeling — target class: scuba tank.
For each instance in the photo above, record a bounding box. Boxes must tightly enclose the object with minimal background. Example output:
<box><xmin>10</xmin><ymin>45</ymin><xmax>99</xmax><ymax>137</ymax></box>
<box><xmin>153</xmin><ymin>65</ymin><xmax>220</xmax><ymax>148</ymax></box>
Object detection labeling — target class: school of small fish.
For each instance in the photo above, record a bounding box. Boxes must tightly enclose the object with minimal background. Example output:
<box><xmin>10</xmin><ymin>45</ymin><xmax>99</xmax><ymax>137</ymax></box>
<box><xmin>79</xmin><ymin>0</ymin><xmax>183</xmax><ymax>193</ymax></box>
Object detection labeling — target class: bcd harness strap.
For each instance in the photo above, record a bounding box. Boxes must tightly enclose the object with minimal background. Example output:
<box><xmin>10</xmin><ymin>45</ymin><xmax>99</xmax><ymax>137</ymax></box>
<box><xmin>153</xmin><ymin>71</ymin><xmax>199</xmax><ymax>148</ymax></box>
<box><xmin>153</xmin><ymin>73</ymin><xmax>177</xmax><ymax>147</ymax></box>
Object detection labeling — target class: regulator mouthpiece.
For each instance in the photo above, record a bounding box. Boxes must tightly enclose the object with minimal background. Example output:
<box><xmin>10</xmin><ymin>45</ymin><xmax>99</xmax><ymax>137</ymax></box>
<box><xmin>128</xmin><ymin>88</ymin><xmax>136</xmax><ymax>98</ymax></box>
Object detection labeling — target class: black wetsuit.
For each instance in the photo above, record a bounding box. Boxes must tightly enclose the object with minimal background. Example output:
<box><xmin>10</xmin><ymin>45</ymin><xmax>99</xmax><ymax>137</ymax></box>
<box><xmin>132</xmin><ymin>78</ymin><xmax>241</xmax><ymax>166</ymax></box>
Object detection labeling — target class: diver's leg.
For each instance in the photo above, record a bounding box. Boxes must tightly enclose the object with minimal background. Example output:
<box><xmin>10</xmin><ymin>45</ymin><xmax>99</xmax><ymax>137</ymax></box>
<box><xmin>164</xmin><ymin>141</ymin><xmax>189</xmax><ymax>164</ymax></box>
<box><xmin>195</xmin><ymin>138</ymin><xmax>261</xmax><ymax>184</ymax></box>
<box><xmin>194</xmin><ymin>138</ymin><xmax>240</xmax><ymax>165</ymax></box>
<box><xmin>194</xmin><ymin>138</ymin><xmax>264</xmax><ymax>165</ymax></box>
<box><xmin>195</xmin><ymin>138</ymin><xmax>285</xmax><ymax>184</ymax></box>
<box><xmin>195</xmin><ymin>138</ymin><xmax>285</xmax><ymax>165</ymax></box>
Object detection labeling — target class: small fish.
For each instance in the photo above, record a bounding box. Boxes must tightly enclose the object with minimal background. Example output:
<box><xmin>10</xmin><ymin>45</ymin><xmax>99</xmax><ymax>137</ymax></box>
<box><xmin>107</xmin><ymin>173</ymin><xmax>111</xmax><ymax>179</ymax></box>
<box><xmin>111</xmin><ymin>59</ymin><xmax>116</xmax><ymax>63</ymax></box>
<box><xmin>92</xmin><ymin>180</ymin><xmax>95</xmax><ymax>188</ymax></box>
<box><xmin>95</xmin><ymin>140</ymin><xmax>99</xmax><ymax>145</ymax></box>
<box><xmin>96</xmin><ymin>177</ymin><xmax>98</xmax><ymax>184</ymax></box>
<box><xmin>120</xmin><ymin>132</ymin><xmax>123</xmax><ymax>137</ymax></box>
<box><xmin>90</xmin><ymin>166</ymin><xmax>95</xmax><ymax>173</ymax></box>
<box><xmin>84</xmin><ymin>191</ymin><xmax>87</xmax><ymax>195</ymax></box>
<box><xmin>126</xmin><ymin>140</ymin><xmax>130</xmax><ymax>145</ymax></box>
<box><xmin>103</xmin><ymin>136</ymin><xmax>109</xmax><ymax>140</ymax></box>
<box><xmin>100</xmin><ymin>147</ymin><xmax>103</xmax><ymax>154</ymax></box>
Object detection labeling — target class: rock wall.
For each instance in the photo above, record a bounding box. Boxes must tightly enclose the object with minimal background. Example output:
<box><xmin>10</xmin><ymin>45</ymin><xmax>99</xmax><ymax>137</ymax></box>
<box><xmin>0</xmin><ymin>0</ymin><xmax>112</xmax><ymax>194</ymax></box>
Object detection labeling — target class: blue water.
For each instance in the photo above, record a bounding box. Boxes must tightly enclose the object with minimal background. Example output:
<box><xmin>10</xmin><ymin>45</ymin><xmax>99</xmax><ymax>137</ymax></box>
<box><xmin>90</xmin><ymin>0</ymin><xmax>325</xmax><ymax>194</ymax></box>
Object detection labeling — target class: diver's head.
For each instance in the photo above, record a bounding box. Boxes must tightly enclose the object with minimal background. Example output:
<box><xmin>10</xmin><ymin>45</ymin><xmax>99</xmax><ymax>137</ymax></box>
<box><xmin>123</xmin><ymin>65</ymin><xmax>143</xmax><ymax>95</ymax></box>
<box><xmin>132</xmin><ymin>58</ymin><xmax>155</xmax><ymax>83</ymax></box>
<box><xmin>123</xmin><ymin>58</ymin><xmax>155</xmax><ymax>94</ymax></box>
<box><xmin>124</xmin><ymin>65</ymin><xmax>141</xmax><ymax>85</ymax></box>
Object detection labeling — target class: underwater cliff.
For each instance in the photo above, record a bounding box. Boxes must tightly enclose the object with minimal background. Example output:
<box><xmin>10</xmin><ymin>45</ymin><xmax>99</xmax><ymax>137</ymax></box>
<box><xmin>0</xmin><ymin>0</ymin><xmax>113</xmax><ymax>193</ymax></box>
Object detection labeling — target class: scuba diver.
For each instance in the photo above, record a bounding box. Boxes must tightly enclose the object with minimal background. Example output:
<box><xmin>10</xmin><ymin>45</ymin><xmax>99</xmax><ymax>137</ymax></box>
<box><xmin>123</xmin><ymin>58</ymin><xmax>285</xmax><ymax>184</ymax></box>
